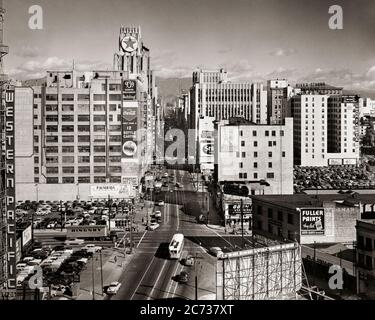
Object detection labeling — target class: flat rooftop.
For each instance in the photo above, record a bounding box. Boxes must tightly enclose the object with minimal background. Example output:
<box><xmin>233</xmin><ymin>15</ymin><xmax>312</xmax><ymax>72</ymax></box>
<box><xmin>250</xmin><ymin>193</ymin><xmax>375</xmax><ymax>210</ymax></box>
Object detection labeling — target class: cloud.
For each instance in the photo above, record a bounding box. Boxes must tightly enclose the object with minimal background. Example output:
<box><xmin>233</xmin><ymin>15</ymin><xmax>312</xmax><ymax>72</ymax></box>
<box><xmin>15</xmin><ymin>45</ymin><xmax>41</xmax><ymax>58</ymax></box>
<box><xmin>8</xmin><ymin>57</ymin><xmax>111</xmax><ymax>80</ymax></box>
<box><xmin>269</xmin><ymin>48</ymin><xmax>297</xmax><ymax>57</ymax></box>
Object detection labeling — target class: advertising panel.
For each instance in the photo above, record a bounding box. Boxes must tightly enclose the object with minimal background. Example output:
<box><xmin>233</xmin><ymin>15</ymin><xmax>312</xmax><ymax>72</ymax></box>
<box><xmin>123</xmin><ymin>80</ymin><xmax>137</xmax><ymax>101</ymax></box>
<box><xmin>300</xmin><ymin>208</ymin><xmax>325</xmax><ymax>235</ymax></box>
<box><xmin>22</xmin><ymin>225</ymin><xmax>32</xmax><ymax>247</ymax></box>
<box><xmin>4</xmin><ymin>85</ymin><xmax>17</xmax><ymax>290</ymax></box>
<box><xmin>122</xmin><ymin>103</ymin><xmax>138</xmax><ymax>160</ymax></box>
<box><xmin>66</xmin><ymin>225</ymin><xmax>108</xmax><ymax>239</ymax></box>
<box><xmin>90</xmin><ymin>184</ymin><xmax>134</xmax><ymax>199</ymax></box>
<box><xmin>328</xmin><ymin>158</ymin><xmax>342</xmax><ymax>165</ymax></box>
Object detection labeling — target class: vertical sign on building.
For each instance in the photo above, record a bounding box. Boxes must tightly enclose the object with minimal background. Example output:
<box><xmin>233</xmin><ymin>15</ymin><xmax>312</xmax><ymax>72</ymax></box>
<box><xmin>5</xmin><ymin>85</ymin><xmax>16</xmax><ymax>292</ymax></box>
<box><xmin>121</xmin><ymin>80</ymin><xmax>138</xmax><ymax>161</ymax></box>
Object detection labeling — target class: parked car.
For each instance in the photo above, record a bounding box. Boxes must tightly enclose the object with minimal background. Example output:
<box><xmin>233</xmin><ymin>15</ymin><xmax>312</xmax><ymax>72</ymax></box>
<box><xmin>157</xmin><ymin>200</ymin><xmax>164</xmax><ymax>206</ymax></box>
<box><xmin>107</xmin><ymin>281</ymin><xmax>121</xmax><ymax>295</ymax></box>
<box><xmin>64</xmin><ymin>239</ymin><xmax>85</xmax><ymax>246</ymax></box>
<box><xmin>154</xmin><ymin>210</ymin><xmax>162</xmax><ymax>218</ymax></box>
<box><xmin>83</xmin><ymin>244</ymin><xmax>102</xmax><ymax>253</ymax></box>
<box><xmin>209</xmin><ymin>247</ymin><xmax>224</xmax><ymax>258</ymax></box>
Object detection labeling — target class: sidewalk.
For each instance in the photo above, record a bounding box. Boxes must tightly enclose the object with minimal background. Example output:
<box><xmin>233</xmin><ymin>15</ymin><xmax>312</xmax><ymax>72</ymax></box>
<box><xmin>76</xmin><ymin>247</ymin><xmax>135</xmax><ymax>300</ymax></box>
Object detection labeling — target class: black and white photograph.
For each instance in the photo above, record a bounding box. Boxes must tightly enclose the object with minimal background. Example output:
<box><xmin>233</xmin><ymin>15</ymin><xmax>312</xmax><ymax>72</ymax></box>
<box><xmin>1</xmin><ymin>0</ymin><xmax>375</xmax><ymax>310</ymax></box>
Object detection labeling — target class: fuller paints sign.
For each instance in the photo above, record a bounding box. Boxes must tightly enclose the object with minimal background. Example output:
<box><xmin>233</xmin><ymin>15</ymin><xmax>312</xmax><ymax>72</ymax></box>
<box><xmin>4</xmin><ymin>85</ymin><xmax>17</xmax><ymax>290</ymax></box>
<box><xmin>300</xmin><ymin>208</ymin><xmax>325</xmax><ymax>235</ymax></box>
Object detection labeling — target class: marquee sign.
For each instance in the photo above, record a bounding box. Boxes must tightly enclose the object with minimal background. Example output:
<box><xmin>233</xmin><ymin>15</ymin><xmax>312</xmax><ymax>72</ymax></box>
<box><xmin>4</xmin><ymin>85</ymin><xmax>17</xmax><ymax>291</ymax></box>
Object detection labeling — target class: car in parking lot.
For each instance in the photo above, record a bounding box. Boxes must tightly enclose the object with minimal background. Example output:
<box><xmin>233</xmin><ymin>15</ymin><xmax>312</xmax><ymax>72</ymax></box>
<box><xmin>209</xmin><ymin>247</ymin><xmax>224</xmax><ymax>258</ymax></box>
<box><xmin>178</xmin><ymin>271</ymin><xmax>189</xmax><ymax>284</ymax></box>
<box><xmin>64</xmin><ymin>238</ymin><xmax>85</xmax><ymax>246</ymax></box>
<box><xmin>175</xmin><ymin>182</ymin><xmax>183</xmax><ymax>188</ymax></box>
<box><xmin>147</xmin><ymin>222</ymin><xmax>160</xmax><ymax>231</ymax></box>
<box><xmin>107</xmin><ymin>281</ymin><xmax>121</xmax><ymax>295</ymax></box>
<box><xmin>157</xmin><ymin>200</ymin><xmax>164</xmax><ymax>206</ymax></box>
<box><xmin>154</xmin><ymin>210</ymin><xmax>162</xmax><ymax>218</ymax></box>
<box><xmin>83</xmin><ymin>244</ymin><xmax>102</xmax><ymax>253</ymax></box>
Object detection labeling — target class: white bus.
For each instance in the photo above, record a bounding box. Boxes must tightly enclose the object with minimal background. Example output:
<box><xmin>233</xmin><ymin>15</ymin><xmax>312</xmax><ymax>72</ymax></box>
<box><xmin>169</xmin><ymin>233</ymin><xmax>184</xmax><ymax>259</ymax></box>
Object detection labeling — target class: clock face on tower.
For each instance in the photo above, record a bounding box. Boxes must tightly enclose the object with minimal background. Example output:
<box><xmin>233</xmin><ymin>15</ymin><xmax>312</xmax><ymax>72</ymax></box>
<box><xmin>121</xmin><ymin>35</ymin><xmax>138</xmax><ymax>53</ymax></box>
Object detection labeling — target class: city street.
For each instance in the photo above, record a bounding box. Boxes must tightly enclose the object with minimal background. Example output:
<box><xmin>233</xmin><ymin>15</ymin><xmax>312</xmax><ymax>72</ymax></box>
<box><xmin>108</xmin><ymin>169</ymin><xmax>231</xmax><ymax>300</ymax></box>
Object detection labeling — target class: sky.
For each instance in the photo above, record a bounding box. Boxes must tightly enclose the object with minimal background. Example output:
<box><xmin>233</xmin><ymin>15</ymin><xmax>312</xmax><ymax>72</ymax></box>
<box><xmin>4</xmin><ymin>0</ymin><xmax>375</xmax><ymax>90</ymax></box>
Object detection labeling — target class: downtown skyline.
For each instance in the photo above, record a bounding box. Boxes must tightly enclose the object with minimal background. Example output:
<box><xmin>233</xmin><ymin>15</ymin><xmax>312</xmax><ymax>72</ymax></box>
<box><xmin>4</xmin><ymin>0</ymin><xmax>375</xmax><ymax>91</ymax></box>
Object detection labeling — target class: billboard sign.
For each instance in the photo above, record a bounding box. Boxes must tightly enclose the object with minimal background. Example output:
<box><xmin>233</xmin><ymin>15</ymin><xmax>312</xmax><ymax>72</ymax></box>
<box><xmin>22</xmin><ymin>225</ymin><xmax>32</xmax><ymax>247</ymax></box>
<box><xmin>328</xmin><ymin>158</ymin><xmax>342</xmax><ymax>165</ymax></box>
<box><xmin>4</xmin><ymin>85</ymin><xmax>17</xmax><ymax>290</ymax></box>
<box><xmin>90</xmin><ymin>184</ymin><xmax>134</xmax><ymax>199</ymax></box>
<box><xmin>227</xmin><ymin>203</ymin><xmax>252</xmax><ymax>215</ymax></box>
<box><xmin>123</xmin><ymin>80</ymin><xmax>137</xmax><ymax>101</ymax></box>
<box><xmin>300</xmin><ymin>208</ymin><xmax>325</xmax><ymax>235</ymax></box>
<box><xmin>122</xmin><ymin>105</ymin><xmax>138</xmax><ymax>159</ymax></box>
<box><xmin>66</xmin><ymin>225</ymin><xmax>108</xmax><ymax>239</ymax></box>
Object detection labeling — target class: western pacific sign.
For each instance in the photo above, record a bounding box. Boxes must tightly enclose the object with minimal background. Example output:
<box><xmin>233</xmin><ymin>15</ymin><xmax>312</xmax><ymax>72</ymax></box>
<box><xmin>4</xmin><ymin>85</ymin><xmax>17</xmax><ymax>291</ymax></box>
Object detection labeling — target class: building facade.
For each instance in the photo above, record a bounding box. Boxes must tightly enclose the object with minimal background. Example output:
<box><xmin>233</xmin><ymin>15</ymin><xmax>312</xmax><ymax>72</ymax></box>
<box><xmin>251</xmin><ymin>194</ymin><xmax>375</xmax><ymax>245</ymax></box>
<box><xmin>215</xmin><ymin>117</ymin><xmax>294</xmax><ymax>195</ymax></box>
<box><xmin>356</xmin><ymin>219</ymin><xmax>375</xmax><ymax>296</ymax></box>
<box><xmin>291</xmin><ymin>94</ymin><xmax>329</xmax><ymax>166</ymax></box>
<box><xmin>327</xmin><ymin>95</ymin><xmax>360</xmax><ymax>165</ymax></box>
<box><xmin>189</xmin><ymin>69</ymin><xmax>267</xmax><ymax>174</ymax></box>
<box><xmin>15</xmin><ymin>26</ymin><xmax>158</xmax><ymax>201</ymax></box>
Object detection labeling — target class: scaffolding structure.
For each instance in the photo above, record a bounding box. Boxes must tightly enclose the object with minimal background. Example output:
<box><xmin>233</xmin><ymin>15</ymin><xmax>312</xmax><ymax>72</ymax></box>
<box><xmin>0</xmin><ymin>0</ymin><xmax>9</xmax><ymax>296</ymax></box>
<box><xmin>216</xmin><ymin>239</ymin><xmax>303</xmax><ymax>300</ymax></box>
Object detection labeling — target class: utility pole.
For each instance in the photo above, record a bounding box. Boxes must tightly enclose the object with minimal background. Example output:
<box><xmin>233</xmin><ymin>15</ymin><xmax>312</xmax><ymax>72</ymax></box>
<box><xmin>60</xmin><ymin>200</ymin><xmax>63</xmax><ymax>232</ymax></box>
<box><xmin>108</xmin><ymin>195</ymin><xmax>112</xmax><ymax>232</ymax></box>
<box><xmin>195</xmin><ymin>252</ymin><xmax>198</xmax><ymax>300</ymax></box>
<box><xmin>99</xmin><ymin>250</ymin><xmax>104</xmax><ymax>295</ymax></box>
<box><xmin>130</xmin><ymin>199</ymin><xmax>134</xmax><ymax>254</ymax></box>
<box><xmin>241</xmin><ymin>199</ymin><xmax>244</xmax><ymax>248</ymax></box>
<box><xmin>91</xmin><ymin>254</ymin><xmax>95</xmax><ymax>300</ymax></box>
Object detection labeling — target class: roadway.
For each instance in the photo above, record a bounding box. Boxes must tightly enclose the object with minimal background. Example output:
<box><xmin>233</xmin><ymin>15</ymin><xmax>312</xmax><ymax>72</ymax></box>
<box><xmin>109</xmin><ymin>169</ymin><xmax>226</xmax><ymax>300</ymax></box>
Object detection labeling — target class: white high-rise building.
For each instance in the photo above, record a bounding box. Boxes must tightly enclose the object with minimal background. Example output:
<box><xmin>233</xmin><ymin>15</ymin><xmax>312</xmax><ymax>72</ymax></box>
<box><xmin>291</xmin><ymin>94</ymin><xmax>329</xmax><ymax>167</ymax></box>
<box><xmin>189</xmin><ymin>69</ymin><xmax>267</xmax><ymax>174</ymax></box>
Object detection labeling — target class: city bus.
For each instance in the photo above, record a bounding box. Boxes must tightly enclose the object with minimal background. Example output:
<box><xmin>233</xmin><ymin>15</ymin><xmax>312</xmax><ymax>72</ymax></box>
<box><xmin>168</xmin><ymin>233</ymin><xmax>184</xmax><ymax>259</ymax></box>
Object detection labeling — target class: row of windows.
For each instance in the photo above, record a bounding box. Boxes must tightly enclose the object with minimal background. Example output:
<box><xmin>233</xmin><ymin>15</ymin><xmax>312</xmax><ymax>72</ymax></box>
<box><xmin>43</xmin><ymin>166</ymin><xmax>121</xmax><ymax>174</ymax></box>
<box><xmin>238</xmin><ymin>172</ymin><xmax>275</xmax><ymax>179</ymax></box>
<box><xmin>256</xmin><ymin>206</ymin><xmax>295</xmax><ymax>225</ymax></box>
<box><xmin>46</xmin><ymin>94</ymin><xmax>123</xmax><ymax>102</ymax></box>
<box><xmin>45</xmin><ymin>104</ymin><xmax>121</xmax><ymax>112</ymax></box>
<box><xmin>44</xmin><ymin>176</ymin><xmax>122</xmax><ymax>184</ymax></box>
<box><xmin>45</xmin><ymin>145</ymin><xmax>111</xmax><ymax>153</ymax></box>
<box><xmin>46</xmin><ymin>125</ymin><xmax>122</xmax><ymax>132</ymax></box>
<box><xmin>249</xmin><ymin>130</ymin><xmax>283</xmax><ymax>137</ymax></box>
<box><xmin>45</xmin><ymin>156</ymin><xmax>118</xmax><ymax>163</ymax></box>
<box><xmin>237</xmin><ymin>151</ymin><xmax>284</xmax><ymax>158</ymax></box>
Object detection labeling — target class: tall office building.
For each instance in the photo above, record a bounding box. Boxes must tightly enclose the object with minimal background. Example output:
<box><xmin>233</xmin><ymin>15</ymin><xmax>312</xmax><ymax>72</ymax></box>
<box><xmin>327</xmin><ymin>95</ymin><xmax>360</xmax><ymax>164</ymax></box>
<box><xmin>291</xmin><ymin>94</ymin><xmax>329</xmax><ymax>167</ymax></box>
<box><xmin>15</xmin><ymin>27</ymin><xmax>158</xmax><ymax>201</ymax></box>
<box><xmin>267</xmin><ymin>79</ymin><xmax>288</xmax><ymax>125</ymax></box>
<box><xmin>189</xmin><ymin>69</ymin><xmax>267</xmax><ymax>174</ymax></box>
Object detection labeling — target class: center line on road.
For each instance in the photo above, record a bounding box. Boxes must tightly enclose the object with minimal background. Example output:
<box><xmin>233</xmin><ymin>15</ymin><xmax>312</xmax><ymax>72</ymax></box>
<box><xmin>147</xmin><ymin>259</ymin><xmax>168</xmax><ymax>300</ymax></box>
<box><xmin>130</xmin><ymin>255</ymin><xmax>155</xmax><ymax>300</ymax></box>
<box><xmin>165</xmin><ymin>261</ymin><xmax>180</xmax><ymax>299</ymax></box>
<box><xmin>205</xmin><ymin>225</ymin><xmax>234</xmax><ymax>248</ymax></box>
<box><xmin>136</xmin><ymin>231</ymin><xmax>147</xmax><ymax>248</ymax></box>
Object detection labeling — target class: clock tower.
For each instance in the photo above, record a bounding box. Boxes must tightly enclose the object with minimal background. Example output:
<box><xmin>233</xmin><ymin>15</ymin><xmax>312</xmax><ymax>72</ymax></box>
<box><xmin>114</xmin><ymin>26</ymin><xmax>149</xmax><ymax>75</ymax></box>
